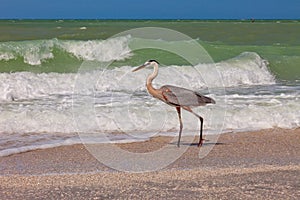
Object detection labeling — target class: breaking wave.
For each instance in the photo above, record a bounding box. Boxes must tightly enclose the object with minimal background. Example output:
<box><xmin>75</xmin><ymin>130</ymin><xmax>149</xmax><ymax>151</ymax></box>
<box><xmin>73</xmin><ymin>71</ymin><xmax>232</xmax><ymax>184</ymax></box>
<box><xmin>0</xmin><ymin>36</ymin><xmax>132</xmax><ymax>65</ymax></box>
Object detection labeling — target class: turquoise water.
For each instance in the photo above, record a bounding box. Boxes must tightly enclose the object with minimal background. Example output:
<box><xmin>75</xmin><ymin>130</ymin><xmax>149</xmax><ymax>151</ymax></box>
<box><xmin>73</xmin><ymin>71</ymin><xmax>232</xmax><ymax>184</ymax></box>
<box><xmin>0</xmin><ymin>20</ymin><xmax>299</xmax><ymax>156</ymax></box>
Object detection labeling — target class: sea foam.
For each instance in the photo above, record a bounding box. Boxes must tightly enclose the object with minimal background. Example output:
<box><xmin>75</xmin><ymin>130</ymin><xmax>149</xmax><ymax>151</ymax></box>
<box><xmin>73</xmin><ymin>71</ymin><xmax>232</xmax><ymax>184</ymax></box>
<box><xmin>0</xmin><ymin>52</ymin><xmax>274</xmax><ymax>102</ymax></box>
<box><xmin>0</xmin><ymin>36</ymin><xmax>132</xmax><ymax>65</ymax></box>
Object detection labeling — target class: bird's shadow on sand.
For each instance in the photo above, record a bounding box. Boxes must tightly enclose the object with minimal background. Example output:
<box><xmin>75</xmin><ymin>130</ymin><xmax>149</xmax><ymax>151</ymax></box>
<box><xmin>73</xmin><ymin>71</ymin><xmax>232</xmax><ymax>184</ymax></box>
<box><xmin>170</xmin><ymin>141</ymin><xmax>227</xmax><ymax>147</ymax></box>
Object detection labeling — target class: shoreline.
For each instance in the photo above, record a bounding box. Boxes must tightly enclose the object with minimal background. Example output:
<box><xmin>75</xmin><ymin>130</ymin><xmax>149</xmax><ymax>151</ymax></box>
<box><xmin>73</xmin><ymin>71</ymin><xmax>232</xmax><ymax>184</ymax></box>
<box><xmin>1</xmin><ymin>128</ymin><xmax>300</xmax><ymax>175</ymax></box>
<box><xmin>1</xmin><ymin>128</ymin><xmax>299</xmax><ymax>199</ymax></box>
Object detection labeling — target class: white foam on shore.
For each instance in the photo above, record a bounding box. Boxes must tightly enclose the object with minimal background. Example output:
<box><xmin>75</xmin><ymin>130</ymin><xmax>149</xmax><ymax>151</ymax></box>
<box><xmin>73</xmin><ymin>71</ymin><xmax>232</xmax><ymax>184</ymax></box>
<box><xmin>0</xmin><ymin>133</ymin><xmax>149</xmax><ymax>157</ymax></box>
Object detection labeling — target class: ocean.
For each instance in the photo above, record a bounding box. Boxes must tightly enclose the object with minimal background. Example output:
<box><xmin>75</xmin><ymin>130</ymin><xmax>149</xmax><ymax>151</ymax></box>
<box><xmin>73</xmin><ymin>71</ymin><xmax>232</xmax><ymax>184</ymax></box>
<box><xmin>0</xmin><ymin>20</ymin><xmax>299</xmax><ymax>157</ymax></box>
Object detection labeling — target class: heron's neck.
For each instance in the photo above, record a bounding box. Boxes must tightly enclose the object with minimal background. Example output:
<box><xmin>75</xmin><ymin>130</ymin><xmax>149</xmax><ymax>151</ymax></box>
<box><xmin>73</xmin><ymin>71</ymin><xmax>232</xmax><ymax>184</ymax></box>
<box><xmin>146</xmin><ymin>64</ymin><xmax>158</xmax><ymax>94</ymax></box>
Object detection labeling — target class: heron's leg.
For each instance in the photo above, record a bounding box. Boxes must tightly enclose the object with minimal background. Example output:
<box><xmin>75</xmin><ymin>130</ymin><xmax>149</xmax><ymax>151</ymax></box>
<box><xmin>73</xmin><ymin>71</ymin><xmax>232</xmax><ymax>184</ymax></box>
<box><xmin>198</xmin><ymin>116</ymin><xmax>204</xmax><ymax>146</ymax></box>
<box><xmin>182</xmin><ymin>106</ymin><xmax>204</xmax><ymax>147</ymax></box>
<box><xmin>176</xmin><ymin>106</ymin><xmax>183</xmax><ymax>147</ymax></box>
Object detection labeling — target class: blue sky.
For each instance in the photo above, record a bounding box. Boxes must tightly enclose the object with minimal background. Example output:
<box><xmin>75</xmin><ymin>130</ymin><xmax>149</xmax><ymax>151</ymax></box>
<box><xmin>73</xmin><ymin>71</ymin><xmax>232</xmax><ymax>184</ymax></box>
<box><xmin>1</xmin><ymin>0</ymin><xmax>299</xmax><ymax>19</ymax></box>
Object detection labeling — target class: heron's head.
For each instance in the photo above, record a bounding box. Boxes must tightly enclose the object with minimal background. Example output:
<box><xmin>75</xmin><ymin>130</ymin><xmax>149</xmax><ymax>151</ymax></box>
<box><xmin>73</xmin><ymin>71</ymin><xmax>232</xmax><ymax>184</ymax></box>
<box><xmin>132</xmin><ymin>60</ymin><xmax>159</xmax><ymax>72</ymax></box>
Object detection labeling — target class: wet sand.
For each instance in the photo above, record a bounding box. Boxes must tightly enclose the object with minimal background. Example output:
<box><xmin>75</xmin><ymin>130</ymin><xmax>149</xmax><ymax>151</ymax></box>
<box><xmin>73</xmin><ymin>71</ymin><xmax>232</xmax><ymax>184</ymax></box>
<box><xmin>0</xmin><ymin>128</ymin><xmax>300</xmax><ymax>199</ymax></box>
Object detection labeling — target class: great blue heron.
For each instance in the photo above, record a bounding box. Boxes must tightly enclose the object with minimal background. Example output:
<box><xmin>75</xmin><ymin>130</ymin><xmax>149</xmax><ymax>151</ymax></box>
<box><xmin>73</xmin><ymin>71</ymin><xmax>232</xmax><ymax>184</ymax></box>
<box><xmin>133</xmin><ymin>60</ymin><xmax>216</xmax><ymax>147</ymax></box>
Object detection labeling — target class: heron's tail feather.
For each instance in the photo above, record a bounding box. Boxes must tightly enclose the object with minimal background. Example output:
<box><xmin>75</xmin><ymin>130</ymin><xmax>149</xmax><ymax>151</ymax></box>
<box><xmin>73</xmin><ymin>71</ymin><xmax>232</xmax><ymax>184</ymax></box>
<box><xmin>195</xmin><ymin>93</ymin><xmax>216</xmax><ymax>105</ymax></box>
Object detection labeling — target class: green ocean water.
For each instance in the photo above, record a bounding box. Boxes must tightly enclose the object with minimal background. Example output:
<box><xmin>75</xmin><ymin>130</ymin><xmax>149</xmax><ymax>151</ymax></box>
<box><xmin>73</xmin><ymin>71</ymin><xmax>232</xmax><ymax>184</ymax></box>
<box><xmin>0</xmin><ymin>20</ymin><xmax>299</xmax><ymax>81</ymax></box>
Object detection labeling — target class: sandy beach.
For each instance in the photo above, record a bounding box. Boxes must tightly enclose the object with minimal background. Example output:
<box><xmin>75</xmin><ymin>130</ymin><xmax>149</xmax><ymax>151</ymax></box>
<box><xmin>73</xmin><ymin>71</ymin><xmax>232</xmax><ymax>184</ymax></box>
<box><xmin>1</xmin><ymin>128</ymin><xmax>299</xmax><ymax>199</ymax></box>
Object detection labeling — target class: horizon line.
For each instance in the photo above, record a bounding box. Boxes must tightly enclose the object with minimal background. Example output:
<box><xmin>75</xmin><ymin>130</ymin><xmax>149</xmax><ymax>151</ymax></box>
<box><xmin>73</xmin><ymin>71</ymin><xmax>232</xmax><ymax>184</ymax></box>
<box><xmin>0</xmin><ymin>17</ymin><xmax>300</xmax><ymax>20</ymax></box>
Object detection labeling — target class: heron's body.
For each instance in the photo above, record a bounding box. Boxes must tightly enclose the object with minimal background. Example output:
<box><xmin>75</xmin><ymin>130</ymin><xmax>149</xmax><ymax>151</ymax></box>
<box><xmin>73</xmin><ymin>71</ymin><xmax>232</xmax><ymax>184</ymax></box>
<box><xmin>133</xmin><ymin>60</ymin><xmax>215</xmax><ymax>147</ymax></box>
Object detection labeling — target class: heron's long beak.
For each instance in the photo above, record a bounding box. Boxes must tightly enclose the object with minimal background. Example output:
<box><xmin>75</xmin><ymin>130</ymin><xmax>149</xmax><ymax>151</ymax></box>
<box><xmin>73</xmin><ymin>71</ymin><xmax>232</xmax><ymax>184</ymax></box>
<box><xmin>132</xmin><ymin>64</ymin><xmax>146</xmax><ymax>72</ymax></box>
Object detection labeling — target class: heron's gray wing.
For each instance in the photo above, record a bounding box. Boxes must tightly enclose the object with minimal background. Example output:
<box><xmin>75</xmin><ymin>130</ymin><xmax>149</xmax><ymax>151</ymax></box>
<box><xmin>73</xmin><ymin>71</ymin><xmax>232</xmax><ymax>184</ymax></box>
<box><xmin>161</xmin><ymin>85</ymin><xmax>215</xmax><ymax>106</ymax></box>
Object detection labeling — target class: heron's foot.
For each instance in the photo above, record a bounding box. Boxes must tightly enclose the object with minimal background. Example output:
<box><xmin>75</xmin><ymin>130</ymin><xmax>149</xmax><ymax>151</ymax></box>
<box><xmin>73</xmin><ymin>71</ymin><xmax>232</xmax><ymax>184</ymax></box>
<box><xmin>198</xmin><ymin>138</ymin><xmax>205</xmax><ymax>147</ymax></box>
